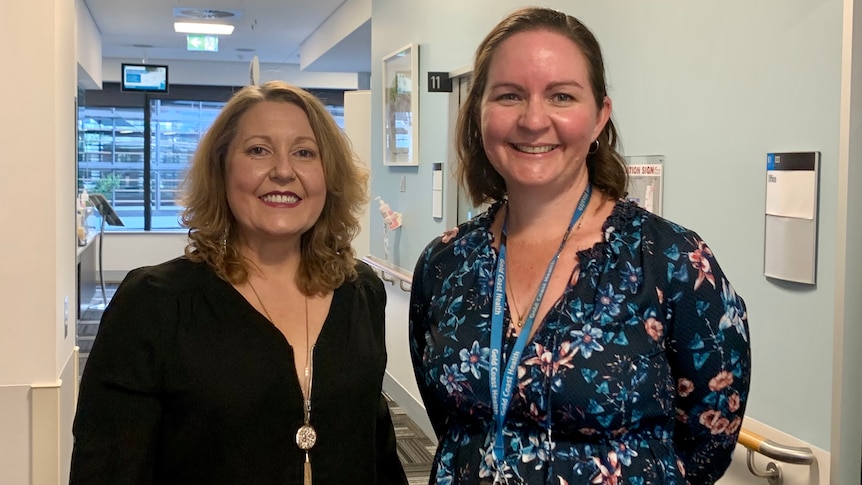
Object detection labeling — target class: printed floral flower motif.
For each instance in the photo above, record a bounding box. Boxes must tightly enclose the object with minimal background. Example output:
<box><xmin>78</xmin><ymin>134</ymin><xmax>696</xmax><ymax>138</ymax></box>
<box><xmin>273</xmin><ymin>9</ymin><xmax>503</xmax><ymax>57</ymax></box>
<box><xmin>727</xmin><ymin>416</ymin><xmax>743</xmax><ymax>435</ymax></box>
<box><xmin>435</xmin><ymin>451</ymin><xmax>455</xmax><ymax>485</ymax></box>
<box><xmin>613</xmin><ymin>441</ymin><xmax>638</xmax><ymax>466</ymax></box>
<box><xmin>523</xmin><ymin>342</ymin><xmax>554</xmax><ymax>376</ymax></box>
<box><xmin>440</xmin><ymin>363</ymin><xmax>468</xmax><ymax>394</ymax></box>
<box><xmin>527</xmin><ymin>402</ymin><xmax>547</xmax><ymax>423</ymax></box>
<box><xmin>728</xmin><ymin>392</ymin><xmax>741</xmax><ymax>412</ymax></box>
<box><xmin>459</xmin><ymin>340</ymin><xmax>490</xmax><ymax>379</ymax></box>
<box><xmin>677</xmin><ymin>378</ymin><xmax>695</xmax><ymax>397</ymax></box>
<box><xmin>565</xmin><ymin>298</ymin><xmax>591</xmax><ymax>323</ymax></box>
<box><xmin>515</xmin><ymin>366</ymin><xmax>545</xmax><ymax>404</ymax></box>
<box><xmin>440</xmin><ymin>227</ymin><xmax>459</xmax><ymax>244</ymax></box>
<box><xmin>699</xmin><ymin>409</ymin><xmax>730</xmax><ymax>435</ymax></box>
<box><xmin>482</xmin><ymin>459</ymin><xmax>518</xmax><ymax>484</ymax></box>
<box><xmin>664</xmin><ymin>243</ymin><xmax>681</xmax><ymax>261</ymax></box>
<box><xmin>591</xmin><ymin>450</ymin><xmax>622</xmax><ymax>484</ymax></box>
<box><xmin>519</xmin><ymin>432</ymin><xmax>550</xmax><ymax>467</ymax></box>
<box><xmin>719</xmin><ymin>278</ymin><xmax>748</xmax><ymax>341</ymax></box>
<box><xmin>479</xmin><ymin>441</ymin><xmax>495</xmax><ymax>479</ymax></box>
<box><xmin>708</xmin><ymin>370</ymin><xmax>734</xmax><ymax>392</ymax></box>
<box><xmin>613</xmin><ymin>386</ymin><xmax>640</xmax><ymax>408</ymax></box>
<box><xmin>688</xmin><ymin>240</ymin><xmax>716</xmax><ymax>290</ymax></box>
<box><xmin>595</xmin><ymin>284</ymin><xmax>625</xmax><ymax>317</ymax></box>
<box><xmin>676</xmin><ymin>458</ymin><xmax>686</xmax><ymax>478</ymax></box>
<box><xmin>644</xmin><ymin>317</ymin><xmax>664</xmax><ymax>341</ymax></box>
<box><xmin>453</xmin><ymin>235</ymin><xmax>472</xmax><ymax>258</ymax></box>
<box><xmin>570</xmin><ymin>324</ymin><xmax>605</xmax><ymax>359</ymax></box>
<box><xmin>619</xmin><ymin>261</ymin><xmax>643</xmax><ymax>294</ymax></box>
<box><xmin>435</xmin><ymin>465</ymin><xmax>454</xmax><ymax>485</ymax></box>
<box><xmin>476</xmin><ymin>264</ymin><xmax>495</xmax><ymax>297</ymax></box>
<box><xmin>558</xmin><ymin>340</ymin><xmax>579</xmax><ymax>364</ymax></box>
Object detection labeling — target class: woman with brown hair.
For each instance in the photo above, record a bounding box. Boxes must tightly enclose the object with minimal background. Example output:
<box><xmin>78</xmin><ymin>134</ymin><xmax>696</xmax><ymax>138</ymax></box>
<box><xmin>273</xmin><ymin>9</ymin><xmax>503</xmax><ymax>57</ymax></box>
<box><xmin>71</xmin><ymin>81</ymin><xmax>407</xmax><ymax>485</ymax></box>
<box><xmin>410</xmin><ymin>7</ymin><xmax>750</xmax><ymax>484</ymax></box>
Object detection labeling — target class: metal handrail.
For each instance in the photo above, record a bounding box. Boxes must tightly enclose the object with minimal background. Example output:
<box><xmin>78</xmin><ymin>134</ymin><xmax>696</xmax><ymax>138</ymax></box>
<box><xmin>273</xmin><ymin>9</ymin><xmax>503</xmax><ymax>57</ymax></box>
<box><xmin>737</xmin><ymin>428</ymin><xmax>815</xmax><ymax>485</ymax></box>
<box><xmin>361</xmin><ymin>255</ymin><xmax>412</xmax><ymax>292</ymax></box>
<box><xmin>738</xmin><ymin>429</ymin><xmax>815</xmax><ymax>465</ymax></box>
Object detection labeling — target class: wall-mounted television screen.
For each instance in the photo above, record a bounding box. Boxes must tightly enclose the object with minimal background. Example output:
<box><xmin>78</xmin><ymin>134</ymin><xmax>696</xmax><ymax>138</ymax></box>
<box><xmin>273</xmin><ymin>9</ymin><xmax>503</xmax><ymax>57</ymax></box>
<box><xmin>121</xmin><ymin>63</ymin><xmax>169</xmax><ymax>93</ymax></box>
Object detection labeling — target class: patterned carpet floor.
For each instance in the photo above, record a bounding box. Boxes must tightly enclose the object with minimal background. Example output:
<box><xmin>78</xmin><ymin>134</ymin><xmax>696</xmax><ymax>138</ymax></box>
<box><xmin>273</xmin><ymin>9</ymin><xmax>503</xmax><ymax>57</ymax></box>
<box><xmin>77</xmin><ymin>282</ymin><xmax>436</xmax><ymax>483</ymax></box>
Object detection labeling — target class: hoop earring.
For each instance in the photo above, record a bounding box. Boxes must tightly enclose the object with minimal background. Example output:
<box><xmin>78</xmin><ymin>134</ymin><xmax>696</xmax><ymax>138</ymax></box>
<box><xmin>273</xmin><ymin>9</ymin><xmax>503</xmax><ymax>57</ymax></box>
<box><xmin>588</xmin><ymin>139</ymin><xmax>600</xmax><ymax>155</ymax></box>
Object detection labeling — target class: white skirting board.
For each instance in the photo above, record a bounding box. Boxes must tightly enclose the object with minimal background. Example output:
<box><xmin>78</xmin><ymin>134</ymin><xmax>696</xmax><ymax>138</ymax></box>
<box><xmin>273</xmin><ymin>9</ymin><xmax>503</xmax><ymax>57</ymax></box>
<box><xmin>0</xmin><ymin>384</ymin><xmax>32</xmax><ymax>484</ymax></box>
<box><xmin>30</xmin><ymin>348</ymin><xmax>79</xmax><ymax>485</ymax></box>
<box><xmin>383</xmin><ymin>371</ymin><xmax>435</xmax><ymax>442</ymax></box>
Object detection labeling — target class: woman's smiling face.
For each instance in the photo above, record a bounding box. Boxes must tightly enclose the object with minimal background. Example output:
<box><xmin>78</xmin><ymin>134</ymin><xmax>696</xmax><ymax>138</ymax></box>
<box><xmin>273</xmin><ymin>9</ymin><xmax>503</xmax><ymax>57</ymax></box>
<box><xmin>225</xmin><ymin>100</ymin><xmax>326</xmax><ymax>246</ymax></box>
<box><xmin>479</xmin><ymin>29</ymin><xmax>611</xmax><ymax>192</ymax></box>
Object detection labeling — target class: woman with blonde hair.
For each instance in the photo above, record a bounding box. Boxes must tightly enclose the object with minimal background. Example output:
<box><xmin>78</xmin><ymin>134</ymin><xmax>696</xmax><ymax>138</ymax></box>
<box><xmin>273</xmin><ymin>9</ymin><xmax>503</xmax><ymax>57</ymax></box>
<box><xmin>72</xmin><ymin>81</ymin><xmax>407</xmax><ymax>484</ymax></box>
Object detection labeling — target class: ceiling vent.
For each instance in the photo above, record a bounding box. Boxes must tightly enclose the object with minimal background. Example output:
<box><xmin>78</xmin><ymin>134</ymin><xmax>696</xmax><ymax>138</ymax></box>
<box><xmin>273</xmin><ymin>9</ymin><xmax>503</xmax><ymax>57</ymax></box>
<box><xmin>173</xmin><ymin>8</ymin><xmax>243</xmax><ymax>20</ymax></box>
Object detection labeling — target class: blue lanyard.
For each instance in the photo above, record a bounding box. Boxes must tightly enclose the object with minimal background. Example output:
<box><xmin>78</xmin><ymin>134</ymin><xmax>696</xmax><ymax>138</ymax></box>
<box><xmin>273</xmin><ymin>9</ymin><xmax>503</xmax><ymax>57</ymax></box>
<box><xmin>488</xmin><ymin>184</ymin><xmax>592</xmax><ymax>470</ymax></box>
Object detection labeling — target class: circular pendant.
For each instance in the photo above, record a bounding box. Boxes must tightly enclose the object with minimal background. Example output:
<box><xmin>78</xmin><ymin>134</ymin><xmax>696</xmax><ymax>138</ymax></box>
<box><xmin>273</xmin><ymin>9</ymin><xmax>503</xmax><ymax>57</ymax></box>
<box><xmin>296</xmin><ymin>424</ymin><xmax>317</xmax><ymax>450</ymax></box>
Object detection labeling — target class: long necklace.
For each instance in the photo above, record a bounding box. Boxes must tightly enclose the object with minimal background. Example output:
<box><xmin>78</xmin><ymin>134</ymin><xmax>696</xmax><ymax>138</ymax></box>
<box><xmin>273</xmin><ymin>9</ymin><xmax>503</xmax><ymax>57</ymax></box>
<box><xmin>506</xmin><ymin>211</ymin><xmax>586</xmax><ymax>329</ymax></box>
<box><xmin>248</xmin><ymin>279</ymin><xmax>316</xmax><ymax>485</ymax></box>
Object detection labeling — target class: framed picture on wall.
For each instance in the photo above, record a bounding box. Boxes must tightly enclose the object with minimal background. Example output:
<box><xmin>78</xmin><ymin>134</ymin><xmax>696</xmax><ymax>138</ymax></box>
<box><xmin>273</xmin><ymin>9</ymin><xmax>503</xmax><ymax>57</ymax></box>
<box><xmin>382</xmin><ymin>43</ymin><xmax>419</xmax><ymax>166</ymax></box>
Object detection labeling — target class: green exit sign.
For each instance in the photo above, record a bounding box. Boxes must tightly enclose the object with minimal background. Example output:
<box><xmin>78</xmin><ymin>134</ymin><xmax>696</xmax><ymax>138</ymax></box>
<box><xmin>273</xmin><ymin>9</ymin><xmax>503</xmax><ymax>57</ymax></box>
<box><xmin>187</xmin><ymin>35</ymin><xmax>218</xmax><ymax>52</ymax></box>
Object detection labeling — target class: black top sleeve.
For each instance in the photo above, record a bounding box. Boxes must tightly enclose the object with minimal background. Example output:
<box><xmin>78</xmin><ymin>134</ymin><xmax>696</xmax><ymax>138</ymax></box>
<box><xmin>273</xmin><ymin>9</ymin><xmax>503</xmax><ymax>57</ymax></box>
<box><xmin>70</xmin><ymin>267</ymin><xmax>168</xmax><ymax>484</ymax></box>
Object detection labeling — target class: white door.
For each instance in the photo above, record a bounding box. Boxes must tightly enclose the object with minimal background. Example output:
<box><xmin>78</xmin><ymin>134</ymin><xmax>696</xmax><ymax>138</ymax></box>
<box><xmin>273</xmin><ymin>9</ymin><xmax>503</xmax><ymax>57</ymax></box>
<box><xmin>343</xmin><ymin>90</ymin><xmax>372</xmax><ymax>259</ymax></box>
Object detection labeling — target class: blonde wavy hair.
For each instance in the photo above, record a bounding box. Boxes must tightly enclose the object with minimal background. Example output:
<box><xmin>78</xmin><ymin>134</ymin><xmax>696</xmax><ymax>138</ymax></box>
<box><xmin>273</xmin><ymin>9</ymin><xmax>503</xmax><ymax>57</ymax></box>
<box><xmin>179</xmin><ymin>81</ymin><xmax>368</xmax><ymax>295</ymax></box>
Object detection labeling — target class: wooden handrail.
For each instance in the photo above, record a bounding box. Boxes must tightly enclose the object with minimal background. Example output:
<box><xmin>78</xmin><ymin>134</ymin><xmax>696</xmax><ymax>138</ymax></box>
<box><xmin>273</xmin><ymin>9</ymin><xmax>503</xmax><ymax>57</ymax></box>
<box><xmin>737</xmin><ymin>428</ymin><xmax>765</xmax><ymax>451</ymax></box>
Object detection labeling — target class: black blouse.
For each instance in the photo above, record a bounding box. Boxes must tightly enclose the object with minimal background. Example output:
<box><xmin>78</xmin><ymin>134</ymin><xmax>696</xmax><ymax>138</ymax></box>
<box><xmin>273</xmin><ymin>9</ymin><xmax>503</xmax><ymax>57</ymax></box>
<box><xmin>70</xmin><ymin>257</ymin><xmax>407</xmax><ymax>485</ymax></box>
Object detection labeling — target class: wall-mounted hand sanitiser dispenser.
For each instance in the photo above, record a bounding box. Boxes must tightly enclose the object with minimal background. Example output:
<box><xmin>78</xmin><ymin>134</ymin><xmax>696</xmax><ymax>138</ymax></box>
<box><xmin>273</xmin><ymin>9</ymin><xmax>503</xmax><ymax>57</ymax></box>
<box><xmin>432</xmin><ymin>162</ymin><xmax>443</xmax><ymax>219</ymax></box>
<box><xmin>763</xmin><ymin>152</ymin><xmax>820</xmax><ymax>285</ymax></box>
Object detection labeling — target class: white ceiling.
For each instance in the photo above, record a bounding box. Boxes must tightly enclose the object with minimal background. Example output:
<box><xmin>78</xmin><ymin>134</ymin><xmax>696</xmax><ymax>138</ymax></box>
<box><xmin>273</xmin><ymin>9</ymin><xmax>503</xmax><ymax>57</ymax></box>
<box><xmin>83</xmin><ymin>0</ymin><xmax>371</xmax><ymax>72</ymax></box>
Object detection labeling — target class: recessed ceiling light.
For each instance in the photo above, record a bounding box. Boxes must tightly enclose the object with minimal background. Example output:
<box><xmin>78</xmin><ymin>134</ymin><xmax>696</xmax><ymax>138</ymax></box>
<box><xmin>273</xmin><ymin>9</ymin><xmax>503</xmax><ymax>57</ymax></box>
<box><xmin>174</xmin><ymin>22</ymin><xmax>234</xmax><ymax>35</ymax></box>
<box><xmin>174</xmin><ymin>8</ymin><xmax>239</xmax><ymax>20</ymax></box>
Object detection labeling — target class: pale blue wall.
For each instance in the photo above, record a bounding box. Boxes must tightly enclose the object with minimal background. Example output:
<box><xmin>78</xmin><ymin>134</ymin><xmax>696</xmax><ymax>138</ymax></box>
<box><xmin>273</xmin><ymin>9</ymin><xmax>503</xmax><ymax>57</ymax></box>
<box><xmin>370</xmin><ymin>0</ymin><xmax>844</xmax><ymax>451</ymax></box>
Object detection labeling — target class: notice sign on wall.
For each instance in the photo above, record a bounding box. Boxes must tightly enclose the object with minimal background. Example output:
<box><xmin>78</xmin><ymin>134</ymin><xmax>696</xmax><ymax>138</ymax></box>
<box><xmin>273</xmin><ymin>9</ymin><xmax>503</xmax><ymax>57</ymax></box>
<box><xmin>764</xmin><ymin>151</ymin><xmax>820</xmax><ymax>285</ymax></box>
<box><xmin>624</xmin><ymin>155</ymin><xmax>664</xmax><ymax>216</ymax></box>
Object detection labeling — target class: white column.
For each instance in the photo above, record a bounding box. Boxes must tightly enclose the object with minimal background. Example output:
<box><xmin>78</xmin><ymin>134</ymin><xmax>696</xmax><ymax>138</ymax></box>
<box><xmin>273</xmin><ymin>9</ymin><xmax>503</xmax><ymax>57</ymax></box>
<box><xmin>0</xmin><ymin>0</ymin><xmax>78</xmax><ymax>483</ymax></box>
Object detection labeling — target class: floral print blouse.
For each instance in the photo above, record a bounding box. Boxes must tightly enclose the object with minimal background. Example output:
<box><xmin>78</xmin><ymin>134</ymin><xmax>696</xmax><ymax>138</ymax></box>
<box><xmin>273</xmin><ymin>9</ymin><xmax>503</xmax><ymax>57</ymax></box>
<box><xmin>409</xmin><ymin>200</ymin><xmax>750</xmax><ymax>485</ymax></box>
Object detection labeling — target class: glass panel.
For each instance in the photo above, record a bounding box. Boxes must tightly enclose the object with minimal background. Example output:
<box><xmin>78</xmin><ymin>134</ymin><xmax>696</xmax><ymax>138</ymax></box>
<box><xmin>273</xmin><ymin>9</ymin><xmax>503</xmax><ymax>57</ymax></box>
<box><xmin>149</xmin><ymin>99</ymin><xmax>222</xmax><ymax>229</ymax></box>
<box><xmin>78</xmin><ymin>106</ymin><xmax>146</xmax><ymax>231</ymax></box>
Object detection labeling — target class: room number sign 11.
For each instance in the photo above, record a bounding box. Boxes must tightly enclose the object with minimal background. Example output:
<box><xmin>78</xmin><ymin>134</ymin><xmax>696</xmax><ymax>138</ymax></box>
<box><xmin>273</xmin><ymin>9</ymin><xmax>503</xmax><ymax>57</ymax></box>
<box><xmin>427</xmin><ymin>72</ymin><xmax>452</xmax><ymax>92</ymax></box>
